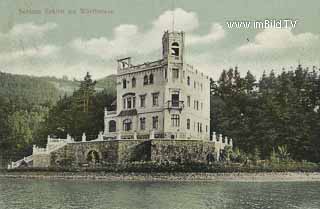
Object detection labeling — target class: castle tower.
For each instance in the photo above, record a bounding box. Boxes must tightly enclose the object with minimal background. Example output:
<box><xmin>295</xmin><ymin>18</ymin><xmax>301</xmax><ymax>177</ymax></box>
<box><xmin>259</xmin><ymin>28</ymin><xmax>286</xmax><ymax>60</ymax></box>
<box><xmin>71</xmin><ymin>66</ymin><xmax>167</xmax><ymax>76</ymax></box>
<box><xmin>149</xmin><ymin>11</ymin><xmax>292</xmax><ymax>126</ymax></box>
<box><xmin>162</xmin><ymin>31</ymin><xmax>185</xmax><ymax>64</ymax></box>
<box><xmin>162</xmin><ymin>31</ymin><xmax>187</xmax><ymax>139</ymax></box>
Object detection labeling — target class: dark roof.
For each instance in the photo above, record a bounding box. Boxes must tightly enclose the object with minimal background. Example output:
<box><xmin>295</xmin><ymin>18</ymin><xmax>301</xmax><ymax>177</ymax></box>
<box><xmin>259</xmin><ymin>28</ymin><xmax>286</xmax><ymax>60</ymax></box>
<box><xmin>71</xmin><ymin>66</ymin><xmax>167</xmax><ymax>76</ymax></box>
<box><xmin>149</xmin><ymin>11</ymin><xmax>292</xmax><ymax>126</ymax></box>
<box><xmin>118</xmin><ymin>109</ymin><xmax>137</xmax><ymax>117</ymax></box>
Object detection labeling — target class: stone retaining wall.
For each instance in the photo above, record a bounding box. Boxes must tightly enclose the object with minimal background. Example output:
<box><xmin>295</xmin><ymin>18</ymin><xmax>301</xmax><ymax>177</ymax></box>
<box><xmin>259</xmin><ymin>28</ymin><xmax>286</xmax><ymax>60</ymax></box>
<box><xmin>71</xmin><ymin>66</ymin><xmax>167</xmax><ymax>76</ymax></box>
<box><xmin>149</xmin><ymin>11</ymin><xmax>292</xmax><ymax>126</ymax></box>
<box><xmin>35</xmin><ymin>139</ymin><xmax>217</xmax><ymax>168</ymax></box>
<box><xmin>151</xmin><ymin>140</ymin><xmax>216</xmax><ymax>163</ymax></box>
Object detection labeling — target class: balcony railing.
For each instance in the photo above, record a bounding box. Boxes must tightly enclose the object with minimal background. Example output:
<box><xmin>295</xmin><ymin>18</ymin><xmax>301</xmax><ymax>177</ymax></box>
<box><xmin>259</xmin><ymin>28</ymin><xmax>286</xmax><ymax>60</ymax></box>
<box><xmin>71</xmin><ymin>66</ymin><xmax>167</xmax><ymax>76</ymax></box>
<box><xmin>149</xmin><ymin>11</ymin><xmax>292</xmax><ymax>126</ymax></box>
<box><xmin>166</xmin><ymin>100</ymin><xmax>184</xmax><ymax>111</ymax></box>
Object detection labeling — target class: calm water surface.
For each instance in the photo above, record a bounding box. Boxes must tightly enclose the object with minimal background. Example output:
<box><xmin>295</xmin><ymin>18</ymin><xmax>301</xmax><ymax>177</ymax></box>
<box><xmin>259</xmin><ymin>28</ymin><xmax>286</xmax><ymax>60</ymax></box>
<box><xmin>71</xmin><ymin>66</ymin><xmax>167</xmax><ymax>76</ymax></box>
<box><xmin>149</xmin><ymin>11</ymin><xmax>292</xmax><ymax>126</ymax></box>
<box><xmin>0</xmin><ymin>178</ymin><xmax>319</xmax><ymax>209</ymax></box>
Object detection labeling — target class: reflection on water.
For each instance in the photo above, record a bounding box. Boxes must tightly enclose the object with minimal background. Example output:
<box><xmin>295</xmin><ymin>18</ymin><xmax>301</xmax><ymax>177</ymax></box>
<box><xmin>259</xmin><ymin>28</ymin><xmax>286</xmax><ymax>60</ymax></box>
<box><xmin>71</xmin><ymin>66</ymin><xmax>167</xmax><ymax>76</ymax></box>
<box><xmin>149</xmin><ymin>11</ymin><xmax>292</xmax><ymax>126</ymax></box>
<box><xmin>0</xmin><ymin>178</ymin><xmax>319</xmax><ymax>209</ymax></box>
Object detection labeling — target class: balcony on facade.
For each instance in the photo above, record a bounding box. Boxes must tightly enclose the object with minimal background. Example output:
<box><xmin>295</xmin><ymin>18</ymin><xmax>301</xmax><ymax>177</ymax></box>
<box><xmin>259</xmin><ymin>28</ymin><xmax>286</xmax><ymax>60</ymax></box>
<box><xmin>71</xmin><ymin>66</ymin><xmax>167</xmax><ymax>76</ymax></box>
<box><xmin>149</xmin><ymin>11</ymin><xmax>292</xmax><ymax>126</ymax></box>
<box><xmin>104</xmin><ymin>108</ymin><xmax>117</xmax><ymax>117</ymax></box>
<box><xmin>165</xmin><ymin>100</ymin><xmax>184</xmax><ymax>112</ymax></box>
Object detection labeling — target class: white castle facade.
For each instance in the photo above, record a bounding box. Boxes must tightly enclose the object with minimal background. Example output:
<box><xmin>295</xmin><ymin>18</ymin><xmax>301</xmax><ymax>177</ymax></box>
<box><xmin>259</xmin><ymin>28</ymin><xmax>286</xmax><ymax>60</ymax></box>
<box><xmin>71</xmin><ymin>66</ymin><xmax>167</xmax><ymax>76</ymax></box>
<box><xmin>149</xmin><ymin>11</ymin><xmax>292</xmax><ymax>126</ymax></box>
<box><xmin>104</xmin><ymin>31</ymin><xmax>210</xmax><ymax>140</ymax></box>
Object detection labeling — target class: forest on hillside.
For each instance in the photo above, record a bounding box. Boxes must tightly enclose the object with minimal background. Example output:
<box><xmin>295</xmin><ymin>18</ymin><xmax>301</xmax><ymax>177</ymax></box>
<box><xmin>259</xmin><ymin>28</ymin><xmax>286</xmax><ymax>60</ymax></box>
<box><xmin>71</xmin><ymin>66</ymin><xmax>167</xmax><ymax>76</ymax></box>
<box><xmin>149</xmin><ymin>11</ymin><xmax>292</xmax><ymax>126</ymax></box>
<box><xmin>0</xmin><ymin>72</ymin><xmax>116</xmax><ymax>167</ymax></box>
<box><xmin>0</xmin><ymin>65</ymin><xmax>320</xmax><ymax>167</ymax></box>
<box><xmin>210</xmin><ymin>65</ymin><xmax>320</xmax><ymax>162</ymax></box>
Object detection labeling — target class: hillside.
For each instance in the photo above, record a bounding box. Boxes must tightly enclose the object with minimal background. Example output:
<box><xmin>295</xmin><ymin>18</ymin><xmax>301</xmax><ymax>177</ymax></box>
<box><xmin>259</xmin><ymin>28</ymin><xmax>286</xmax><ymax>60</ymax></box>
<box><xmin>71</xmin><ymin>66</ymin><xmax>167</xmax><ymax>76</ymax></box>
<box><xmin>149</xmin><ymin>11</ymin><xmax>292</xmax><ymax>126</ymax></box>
<box><xmin>0</xmin><ymin>72</ymin><xmax>62</xmax><ymax>106</ymax></box>
<box><xmin>0</xmin><ymin>72</ymin><xmax>117</xmax><ymax>106</ymax></box>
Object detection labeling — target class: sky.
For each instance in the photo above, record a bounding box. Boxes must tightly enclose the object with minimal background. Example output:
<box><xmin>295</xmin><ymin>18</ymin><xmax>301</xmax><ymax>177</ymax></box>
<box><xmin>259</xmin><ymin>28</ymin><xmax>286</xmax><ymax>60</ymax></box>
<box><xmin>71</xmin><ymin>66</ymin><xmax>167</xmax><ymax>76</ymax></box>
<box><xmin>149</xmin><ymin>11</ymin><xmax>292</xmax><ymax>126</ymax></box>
<box><xmin>0</xmin><ymin>0</ymin><xmax>319</xmax><ymax>80</ymax></box>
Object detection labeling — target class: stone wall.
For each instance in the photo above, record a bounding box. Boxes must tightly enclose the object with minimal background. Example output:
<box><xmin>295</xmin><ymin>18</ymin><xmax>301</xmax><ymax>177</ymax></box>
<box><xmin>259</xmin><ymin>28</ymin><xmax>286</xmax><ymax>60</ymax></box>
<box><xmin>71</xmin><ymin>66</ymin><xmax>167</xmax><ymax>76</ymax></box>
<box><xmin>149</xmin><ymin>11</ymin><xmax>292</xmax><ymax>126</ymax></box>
<box><xmin>33</xmin><ymin>154</ymin><xmax>50</xmax><ymax>167</ymax></box>
<box><xmin>151</xmin><ymin>140</ymin><xmax>216</xmax><ymax>163</ymax></box>
<box><xmin>48</xmin><ymin>140</ymin><xmax>151</xmax><ymax>167</ymax></box>
<box><xmin>33</xmin><ymin>139</ymin><xmax>217</xmax><ymax>168</ymax></box>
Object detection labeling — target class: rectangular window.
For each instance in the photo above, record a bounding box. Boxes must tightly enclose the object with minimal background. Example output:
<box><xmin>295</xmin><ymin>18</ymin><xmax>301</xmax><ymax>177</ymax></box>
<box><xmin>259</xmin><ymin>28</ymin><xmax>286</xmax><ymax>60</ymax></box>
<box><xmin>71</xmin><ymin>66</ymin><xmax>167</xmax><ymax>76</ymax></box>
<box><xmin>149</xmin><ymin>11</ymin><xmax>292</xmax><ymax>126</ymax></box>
<box><xmin>152</xmin><ymin>93</ymin><xmax>159</xmax><ymax>106</ymax></box>
<box><xmin>127</xmin><ymin>97</ymin><xmax>132</xmax><ymax>109</ymax></box>
<box><xmin>187</xmin><ymin>96</ymin><xmax>190</xmax><ymax>107</ymax></box>
<box><xmin>140</xmin><ymin>95</ymin><xmax>146</xmax><ymax>108</ymax></box>
<box><xmin>123</xmin><ymin>119</ymin><xmax>132</xmax><ymax>131</ymax></box>
<box><xmin>133</xmin><ymin>97</ymin><xmax>136</xmax><ymax>108</ymax></box>
<box><xmin>172</xmin><ymin>68</ymin><xmax>179</xmax><ymax>79</ymax></box>
<box><xmin>152</xmin><ymin>116</ymin><xmax>159</xmax><ymax>129</ymax></box>
<box><xmin>171</xmin><ymin>93</ymin><xmax>179</xmax><ymax>107</ymax></box>
<box><xmin>171</xmin><ymin>114</ymin><xmax>180</xmax><ymax>127</ymax></box>
<box><xmin>206</xmin><ymin>125</ymin><xmax>208</xmax><ymax>133</ymax></box>
<box><xmin>187</xmin><ymin>119</ymin><xmax>190</xmax><ymax>130</ymax></box>
<box><xmin>140</xmin><ymin>117</ymin><xmax>146</xmax><ymax>130</ymax></box>
<box><xmin>123</xmin><ymin>98</ymin><xmax>126</xmax><ymax>109</ymax></box>
<box><xmin>165</xmin><ymin>68</ymin><xmax>167</xmax><ymax>79</ymax></box>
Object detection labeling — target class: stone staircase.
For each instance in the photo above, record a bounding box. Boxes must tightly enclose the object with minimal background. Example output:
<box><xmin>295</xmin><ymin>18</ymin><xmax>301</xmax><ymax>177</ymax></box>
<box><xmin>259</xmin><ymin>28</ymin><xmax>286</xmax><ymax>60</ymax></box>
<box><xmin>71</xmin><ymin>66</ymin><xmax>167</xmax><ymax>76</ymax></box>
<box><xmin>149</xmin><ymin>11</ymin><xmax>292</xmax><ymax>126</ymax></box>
<box><xmin>8</xmin><ymin>155</ymin><xmax>33</xmax><ymax>169</ymax></box>
<box><xmin>8</xmin><ymin>135</ymin><xmax>72</xmax><ymax>169</ymax></box>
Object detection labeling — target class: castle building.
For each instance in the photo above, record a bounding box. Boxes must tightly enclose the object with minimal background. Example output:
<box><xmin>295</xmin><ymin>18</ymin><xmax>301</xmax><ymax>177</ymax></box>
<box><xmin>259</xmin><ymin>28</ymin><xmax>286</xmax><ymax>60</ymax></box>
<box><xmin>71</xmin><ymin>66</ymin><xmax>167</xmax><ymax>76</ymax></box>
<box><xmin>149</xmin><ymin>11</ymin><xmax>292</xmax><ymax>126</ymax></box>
<box><xmin>104</xmin><ymin>31</ymin><xmax>210</xmax><ymax>140</ymax></box>
<box><xmin>8</xmin><ymin>31</ymin><xmax>233</xmax><ymax>169</ymax></box>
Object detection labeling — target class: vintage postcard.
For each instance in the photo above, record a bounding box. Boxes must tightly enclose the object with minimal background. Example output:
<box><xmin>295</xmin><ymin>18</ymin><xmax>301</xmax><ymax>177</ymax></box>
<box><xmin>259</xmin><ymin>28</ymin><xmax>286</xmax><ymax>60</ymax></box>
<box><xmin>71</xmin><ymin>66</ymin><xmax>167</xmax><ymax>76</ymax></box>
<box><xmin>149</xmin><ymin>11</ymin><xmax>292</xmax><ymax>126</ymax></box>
<box><xmin>0</xmin><ymin>0</ymin><xmax>320</xmax><ymax>209</ymax></box>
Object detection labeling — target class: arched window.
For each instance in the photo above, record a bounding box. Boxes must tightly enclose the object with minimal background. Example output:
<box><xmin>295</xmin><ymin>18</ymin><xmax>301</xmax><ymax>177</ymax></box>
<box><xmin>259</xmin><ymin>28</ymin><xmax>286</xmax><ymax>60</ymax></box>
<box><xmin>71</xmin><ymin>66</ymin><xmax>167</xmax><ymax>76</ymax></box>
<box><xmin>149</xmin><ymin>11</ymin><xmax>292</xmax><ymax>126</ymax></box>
<box><xmin>123</xmin><ymin>119</ymin><xmax>132</xmax><ymax>131</ymax></box>
<box><xmin>109</xmin><ymin>120</ymin><xmax>116</xmax><ymax>132</ymax></box>
<box><xmin>187</xmin><ymin>76</ymin><xmax>190</xmax><ymax>86</ymax></box>
<box><xmin>143</xmin><ymin>75</ymin><xmax>148</xmax><ymax>85</ymax></box>
<box><xmin>132</xmin><ymin>77</ymin><xmax>136</xmax><ymax>88</ymax></box>
<box><xmin>149</xmin><ymin>74</ymin><xmax>154</xmax><ymax>84</ymax></box>
<box><xmin>171</xmin><ymin>42</ymin><xmax>180</xmax><ymax>56</ymax></box>
<box><xmin>123</xmin><ymin>79</ymin><xmax>127</xmax><ymax>89</ymax></box>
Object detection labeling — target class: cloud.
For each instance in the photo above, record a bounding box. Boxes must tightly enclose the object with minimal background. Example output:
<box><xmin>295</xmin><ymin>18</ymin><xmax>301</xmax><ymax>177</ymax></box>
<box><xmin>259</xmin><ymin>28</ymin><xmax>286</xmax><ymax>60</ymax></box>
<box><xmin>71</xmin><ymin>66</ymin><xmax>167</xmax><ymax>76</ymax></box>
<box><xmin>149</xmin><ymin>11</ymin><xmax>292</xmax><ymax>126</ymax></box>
<box><xmin>0</xmin><ymin>22</ymin><xmax>57</xmax><ymax>40</ymax></box>
<box><xmin>0</xmin><ymin>45</ymin><xmax>60</xmax><ymax>62</ymax></box>
<box><xmin>187</xmin><ymin>23</ymin><xmax>225</xmax><ymax>45</ymax></box>
<box><xmin>70</xmin><ymin>8</ymin><xmax>225</xmax><ymax>59</ymax></box>
<box><xmin>153</xmin><ymin>8</ymin><xmax>199</xmax><ymax>32</ymax></box>
<box><xmin>236</xmin><ymin>28</ymin><xmax>319</xmax><ymax>54</ymax></box>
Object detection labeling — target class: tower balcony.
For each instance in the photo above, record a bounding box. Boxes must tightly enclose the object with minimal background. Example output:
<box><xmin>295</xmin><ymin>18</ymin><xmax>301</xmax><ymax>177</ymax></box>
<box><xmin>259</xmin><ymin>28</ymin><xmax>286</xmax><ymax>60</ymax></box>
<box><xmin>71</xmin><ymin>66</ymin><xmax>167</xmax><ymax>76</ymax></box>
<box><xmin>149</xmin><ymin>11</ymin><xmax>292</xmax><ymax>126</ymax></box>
<box><xmin>165</xmin><ymin>100</ymin><xmax>184</xmax><ymax>112</ymax></box>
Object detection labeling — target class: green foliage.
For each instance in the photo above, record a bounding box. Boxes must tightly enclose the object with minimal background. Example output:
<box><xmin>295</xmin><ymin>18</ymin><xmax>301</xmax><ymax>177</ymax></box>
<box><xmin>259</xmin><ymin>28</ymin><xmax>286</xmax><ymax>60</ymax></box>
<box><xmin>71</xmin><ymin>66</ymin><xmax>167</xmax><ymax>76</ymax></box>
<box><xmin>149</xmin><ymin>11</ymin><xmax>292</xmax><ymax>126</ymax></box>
<box><xmin>0</xmin><ymin>72</ymin><xmax>116</xmax><ymax>165</ymax></box>
<box><xmin>270</xmin><ymin>148</ymin><xmax>279</xmax><ymax>163</ymax></box>
<box><xmin>0</xmin><ymin>72</ymin><xmax>61</xmax><ymax>106</ymax></box>
<box><xmin>211</xmin><ymin>65</ymin><xmax>320</xmax><ymax>162</ymax></box>
<box><xmin>277</xmin><ymin>145</ymin><xmax>291</xmax><ymax>162</ymax></box>
<box><xmin>37</xmin><ymin>73</ymin><xmax>116</xmax><ymax>143</ymax></box>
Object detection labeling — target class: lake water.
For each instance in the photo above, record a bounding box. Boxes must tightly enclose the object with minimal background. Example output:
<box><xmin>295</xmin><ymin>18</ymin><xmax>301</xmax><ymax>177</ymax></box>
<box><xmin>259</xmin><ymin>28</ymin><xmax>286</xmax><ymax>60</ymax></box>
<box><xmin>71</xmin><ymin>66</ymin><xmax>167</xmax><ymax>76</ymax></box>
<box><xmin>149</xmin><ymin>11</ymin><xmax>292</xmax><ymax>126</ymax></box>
<box><xmin>0</xmin><ymin>178</ymin><xmax>319</xmax><ymax>209</ymax></box>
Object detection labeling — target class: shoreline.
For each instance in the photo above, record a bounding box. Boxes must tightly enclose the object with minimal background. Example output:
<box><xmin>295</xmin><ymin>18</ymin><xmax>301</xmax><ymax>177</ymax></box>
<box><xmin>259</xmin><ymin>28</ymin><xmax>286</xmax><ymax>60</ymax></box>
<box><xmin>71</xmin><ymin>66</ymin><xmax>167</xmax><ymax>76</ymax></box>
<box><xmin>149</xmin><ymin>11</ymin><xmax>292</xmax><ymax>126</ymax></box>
<box><xmin>1</xmin><ymin>172</ymin><xmax>320</xmax><ymax>182</ymax></box>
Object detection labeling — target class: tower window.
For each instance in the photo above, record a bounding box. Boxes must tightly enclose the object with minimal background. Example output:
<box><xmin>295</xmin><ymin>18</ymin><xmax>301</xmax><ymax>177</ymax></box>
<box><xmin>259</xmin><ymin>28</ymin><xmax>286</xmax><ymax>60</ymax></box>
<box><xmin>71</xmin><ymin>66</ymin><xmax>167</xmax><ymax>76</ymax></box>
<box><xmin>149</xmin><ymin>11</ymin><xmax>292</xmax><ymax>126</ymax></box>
<box><xmin>123</xmin><ymin>119</ymin><xmax>132</xmax><ymax>131</ymax></box>
<box><xmin>172</xmin><ymin>68</ymin><xmax>179</xmax><ymax>79</ymax></box>
<box><xmin>127</xmin><ymin>97</ymin><xmax>132</xmax><ymax>109</ymax></box>
<box><xmin>140</xmin><ymin>117</ymin><xmax>146</xmax><ymax>130</ymax></box>
<box><xmin>187</xmin><ymin>96</ymin><xmax>190</xmax><ymax>107</ymax></box>
<box><xmin>149</xmin><ymin>74</ymin><xmax>154</xmax><ymax>84</ymax></box>
<box><xmin>143</xmin><ymin>75</ymin><xmax>148</xmax><ymax>85</ymax></box>
<box><xmin>152</xmin><ymin>93</ymin><xmax>159</xmax><ymax>106</ymax></box>
<box><xmin>187</xmin><ymin>76</ymin><xmax>190</xmax><ymax>85</ymax></box>
<box><xmin>171</xmin><ymin>114</ymin><xmax>180</xmax><ymax>127</ymax></box>
<box><xmin>109</xmin><ymin>120</ymin><xmax>116</xmax><ymax>132</ymax></box>
<box><xmin>187</xmin><ymin>119</ymin><xmax>190</xmax><ymax>130</ymax></box>
<box><xmin>171</xmin><ymin>42</ymin><xmax>180</xmax><ymax>56</ymax></box>
<box><xmin>152</xmin><ymin>116</ymin><xmax>159</xmax><ymax>129</ymax></box>
<box><xmin>132</xmin><ymin>77</ymin><xmax>136</xmax><ymax>88</ymax></box>
<box><xmin>140</xmin><ymin>95</ymin><xmax>146</xmax><ymax>108</ymax></box>
<box><xmin>123</xmin><ymin>79</ymin><xmax>127</xmax><ymax>89</ymax></box>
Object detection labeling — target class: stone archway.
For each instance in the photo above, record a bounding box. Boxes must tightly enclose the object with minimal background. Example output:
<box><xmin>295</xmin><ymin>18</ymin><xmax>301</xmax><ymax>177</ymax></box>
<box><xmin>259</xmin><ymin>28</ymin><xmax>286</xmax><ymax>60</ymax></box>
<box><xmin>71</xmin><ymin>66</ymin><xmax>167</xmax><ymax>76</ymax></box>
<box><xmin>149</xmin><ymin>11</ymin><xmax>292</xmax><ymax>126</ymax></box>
<box><xmin>87</xmin><ymin>150</ymin><xmax>101</xmax><ymax>164</ymax></box>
